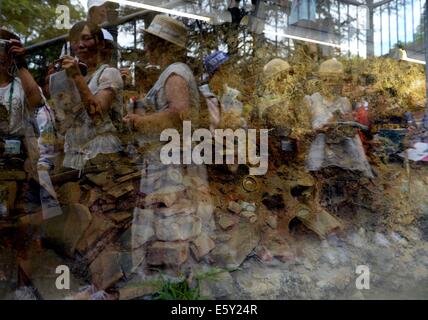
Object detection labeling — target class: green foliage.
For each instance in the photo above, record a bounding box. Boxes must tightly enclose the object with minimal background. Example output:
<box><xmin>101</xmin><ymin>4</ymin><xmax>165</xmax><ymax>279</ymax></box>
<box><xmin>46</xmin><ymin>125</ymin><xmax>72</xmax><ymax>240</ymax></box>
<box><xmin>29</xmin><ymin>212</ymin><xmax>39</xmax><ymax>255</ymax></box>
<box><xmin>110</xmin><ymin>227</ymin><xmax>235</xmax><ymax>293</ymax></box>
<box><xmin>0</xmin><ymin>0</ymin><xmax>85</xmax><ymax>44</ymax></box>
<box><xmin>341</xmin><ymin>55</ymin><xmax>426</xmax><ymax>113</ymax></box>
<box><xmin>152</xmin><ymin>268</ymin><xmax>237</xmax><ymax>300</ymax></box>
<box><xmin>0</xmin><ymin>1</ymin><xmax>84</xmax><ymax>84</ymax></box>
<box><xmin>153</xmin><ymin>275</ymin><xmax>201</xmax><ymax>301</ymax></box>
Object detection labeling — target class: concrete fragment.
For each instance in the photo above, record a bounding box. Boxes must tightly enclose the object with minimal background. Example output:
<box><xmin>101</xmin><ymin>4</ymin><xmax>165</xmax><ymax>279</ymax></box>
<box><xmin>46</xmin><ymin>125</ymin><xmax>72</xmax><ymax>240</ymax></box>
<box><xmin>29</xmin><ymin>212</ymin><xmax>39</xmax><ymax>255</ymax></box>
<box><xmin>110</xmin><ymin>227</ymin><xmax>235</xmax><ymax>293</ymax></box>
<box><xmin>90</xmin><ymin>248</ymin><xmax>124</xmax><ymax>290</ymax></box>
<box><xmin>115</xmin><ymin>171</ymin><xmax>141</xmax><ymax>184</ymax></box>
<box><xmin>215</xmin><ymin>233</ymin><xmax>232</xmax><ymax>242</ymax></box>
<box><xmin>255</xmin><ymin>245</ymin><xmax>273</xmax><ymax>262</ymax></box>
<box><xmin>147</xmin><ymin>241</ymin><xmax>189</xmax><ymax>267</ymax></box>
<box><xmin>155</xmin><ymin>215</ymin><xmax>201</xmax><ymax>241</ymax></box>
<box><xmin>240</xmin><ymin>211</ymin><xmax>257</xmax><ymax>223</ymax></box>
<box><xmin>57</xmin><ymin>182</ymin><xmax>81</xmax><ymax>205</ymax></box>
<box><xmin>190</xmin><ymin>234</ymin><xmax>215</xmax><ymax>260</ymax></box>
<box><xmin>265</xmin><ymin>215</ymin><xmax>277</xmax><ymax>229</ymax></box>
<box><xmin>348</xmin><ymin>232</ymin><xmax>365</xmax><ymax>248</ymax></box>
<box><xmin>119</xmin><ymin>279</ymin><xmax>158</xmax><ymax>300</ymax></box>
<box><xmin>43</xmin><ymin>203</ymin><xmax>92</xmax><ymax>256</ymax></box>
<box><xmin>75</xmin><ymin>214</ymin><xmax>115</xmax><ymax>254</ymax></box>
<box><xmin>114</xmin><ymin>165</ymin><xmax>136</xmax><ymax>177</ymax></box>
<box><xmin>132</xmin><ymin>208</ymin><xmax>155</xmax><ymax>249</ymax></box>
<box><xmin>183</xmin><ymin>175</ymin><xmax>208</xmax><ymax>189</ymax></box>
<box><xmin>81</xmin><ymin>187</ymin><xmax>103</xmax><ymax>207</ymax></box>
<box><xmin>264</xmin><ymin>236</ymin><xmax>294</xmax><ymax>262</ymax></box>
<box><xmin>166</xmin><ymin>168</ymin><xmax>183</xmax><ymax>184</ymax></box>
<box><xmin>239</xmin><ymin>201</ymin><xmax>256</xmax><ymax>212</ymax></box>
<box><xmin>373</xmin><ymin>232</ymin><xmax>390</xmax><ymax>247</ymax></box>
<box><xmin>155</xmin><ymin>199</ymin><xmax>195</xmax><ymax>218</ymax></box>
<box><xmin>109</xmin><ymin>211</ymin><xmax>132</xmax><ymax>225</ymax></box>
<box><xmin>200</xmin><ymin>271</ymin><xmax>234</xmax><ymax>299</ymax></box>
<box><xmin>118</xmin><ymin>251</ymin><xmax>133</xmax><ymax>279</ymax></box>
<box><xmin>18</xmin><ymin>250</ymin><xmax>82</xmax><ymax>300</ymax></box>
<box><xmin>196</xmin><ymin>201</ymin><xmax>216</xmax><ymax>234</ymax></box>
<box><xmin>217</xmin><ymin>214</ymin><xmax>238</xmax><ymax>230</ymax></box>
<box><xmin>144</xmin><ymin>185</ymin><xmax>185</xmax><ymax>208</ymax></box>
<box><xmin>228</xmin><ymin>201</ymin><xmax>242</xmax><ymax>214</ymax></box>
<box><xmin>132</xmin><ymin>246</ymin><xmax>146</xmax><ymax>272</ymax></box>
<box><xmin>390</xmin><ymin>231</ymin><xmax>408</xmax><ymax>246</ymax></box>
<box><xmin>296</xmin><ymin>206</ymin><xmax>342</xmax><ymax>239</ymax></box>
<box><xmin>107</xmin><ymin>181</ymin><xmax>134</xmax><ymax>198</ymax></box>
<box><xmin>88</xmin><ymin>172</ymin><xmax>113</xmax><ymax>187</ymax></box>
<box><xmin>234</xmin><ymin>267</ymin><xmax>282</xmax><ymax>299</ymax></box>
<box><xmin>211</xmin><ymin>221</ymin><xmax>260</xmax><ymax>268</ymax></box>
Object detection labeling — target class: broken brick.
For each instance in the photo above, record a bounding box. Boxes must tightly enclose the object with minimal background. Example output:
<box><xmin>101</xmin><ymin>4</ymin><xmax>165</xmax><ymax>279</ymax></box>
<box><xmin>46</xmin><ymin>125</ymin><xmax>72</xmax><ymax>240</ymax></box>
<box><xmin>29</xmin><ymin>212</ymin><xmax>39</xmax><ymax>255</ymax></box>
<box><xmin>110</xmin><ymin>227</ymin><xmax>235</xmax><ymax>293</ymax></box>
<box><xmin>190</xmin><ymin>233</ymin><xmax>215</xmax><ymax>261</ymax></box>
<box><xmin>147</xmin><ymin>241</ymin><xmax>189</xmax><ymax>267</ymax></box>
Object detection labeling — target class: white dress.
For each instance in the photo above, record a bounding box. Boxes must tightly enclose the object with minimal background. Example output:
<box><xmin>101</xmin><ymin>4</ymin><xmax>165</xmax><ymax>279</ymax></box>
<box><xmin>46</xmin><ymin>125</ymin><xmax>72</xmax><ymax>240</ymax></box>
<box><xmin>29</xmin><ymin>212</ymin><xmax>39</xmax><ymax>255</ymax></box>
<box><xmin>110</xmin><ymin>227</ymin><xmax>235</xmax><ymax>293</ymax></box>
<box><xmin>50</xmin><ymin>65</ymin><xmax>124</xmax><ymax>170</ymax></box>
<box><xmin>131</xmin><ymin>63</ymin><xmax>214</xmax><ymax>270</ymax></box>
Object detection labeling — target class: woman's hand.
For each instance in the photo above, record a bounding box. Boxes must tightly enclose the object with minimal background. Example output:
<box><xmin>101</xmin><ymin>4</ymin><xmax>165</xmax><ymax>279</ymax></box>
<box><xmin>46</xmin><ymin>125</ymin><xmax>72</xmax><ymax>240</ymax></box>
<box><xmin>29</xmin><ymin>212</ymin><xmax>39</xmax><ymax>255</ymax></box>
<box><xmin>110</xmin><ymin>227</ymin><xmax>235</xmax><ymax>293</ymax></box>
<box><xmin>61</xmin><ymin>55</ymin><xmax>81</xmax><ymax>78</ymax></box>
<box><xmin>87</xmin><ymin>99</ymin><xmax>103</xmax><ymax>116</ymax></box>
<box><xmin>123</xmin><ymin>113</ymin><xmax>143</xmax><ymax>130</ymax></box>
<box><xmin>120</xmin><ymin>68</ymin><xmax>131</xmax><ymax>84</ymax></box>
<box><xmin>8</xmin><ymin>39</ymin><xmax>27</xmax><ymax>69</ymax></box>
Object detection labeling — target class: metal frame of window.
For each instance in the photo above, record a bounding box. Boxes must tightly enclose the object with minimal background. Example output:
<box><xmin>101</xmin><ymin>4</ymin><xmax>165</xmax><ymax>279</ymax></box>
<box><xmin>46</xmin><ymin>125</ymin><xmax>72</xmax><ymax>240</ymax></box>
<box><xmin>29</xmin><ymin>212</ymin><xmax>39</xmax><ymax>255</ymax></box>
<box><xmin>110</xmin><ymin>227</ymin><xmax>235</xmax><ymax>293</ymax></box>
<box><xmin>24</xmin><ymin>0</ymin><xmax>426</xmax><ymax>65</ymax></box>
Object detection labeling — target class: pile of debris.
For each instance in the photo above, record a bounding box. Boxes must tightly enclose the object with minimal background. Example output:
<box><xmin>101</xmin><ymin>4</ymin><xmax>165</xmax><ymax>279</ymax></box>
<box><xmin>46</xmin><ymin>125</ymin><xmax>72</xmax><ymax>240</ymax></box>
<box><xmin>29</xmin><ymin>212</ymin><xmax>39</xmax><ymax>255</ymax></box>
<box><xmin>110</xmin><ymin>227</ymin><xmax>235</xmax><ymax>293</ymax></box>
<box><xmin>14</xmin><ymin>159</ymin><xmax>142</xmax><ymax>299</ymax></box>
<box><xmin>1</xmin><ymin>54</ymin><xmax>427</xmax><ymax>300</ymax></box>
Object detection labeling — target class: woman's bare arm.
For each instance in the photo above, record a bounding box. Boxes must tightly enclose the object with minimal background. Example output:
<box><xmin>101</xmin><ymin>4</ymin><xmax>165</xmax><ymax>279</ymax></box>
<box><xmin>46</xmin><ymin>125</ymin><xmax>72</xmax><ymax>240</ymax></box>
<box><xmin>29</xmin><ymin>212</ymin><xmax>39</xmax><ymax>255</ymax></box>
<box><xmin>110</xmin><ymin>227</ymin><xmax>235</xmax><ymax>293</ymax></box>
<box><xmin>124</xmin><ymin>75</ymin><xmax>190</xmax><ymax>134</ymax></box>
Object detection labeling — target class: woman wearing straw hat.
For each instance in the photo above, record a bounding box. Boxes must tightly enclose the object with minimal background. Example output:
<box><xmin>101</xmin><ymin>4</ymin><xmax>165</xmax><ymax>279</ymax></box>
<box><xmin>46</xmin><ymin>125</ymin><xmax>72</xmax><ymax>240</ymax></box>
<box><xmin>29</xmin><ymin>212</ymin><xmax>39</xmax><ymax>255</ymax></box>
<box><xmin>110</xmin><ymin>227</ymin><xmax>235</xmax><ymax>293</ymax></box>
<box><xmin>123</xmin><ymin>15</ymin><xmax>199</xmax><ymax>135</ymax></box>
<box><xmin>123</xmin><ymin>15</ymin><xmax>201</xmax><ymax>161</ymax></box>
<box><xmin>123</xmin><ymin>15</ymin><xmax>214</xmax><ymax>273</ymax></box>
<box><xmin>87</xmin><ymin>0</ymin><xmax>109</xmax><ymax>26</ymax></box>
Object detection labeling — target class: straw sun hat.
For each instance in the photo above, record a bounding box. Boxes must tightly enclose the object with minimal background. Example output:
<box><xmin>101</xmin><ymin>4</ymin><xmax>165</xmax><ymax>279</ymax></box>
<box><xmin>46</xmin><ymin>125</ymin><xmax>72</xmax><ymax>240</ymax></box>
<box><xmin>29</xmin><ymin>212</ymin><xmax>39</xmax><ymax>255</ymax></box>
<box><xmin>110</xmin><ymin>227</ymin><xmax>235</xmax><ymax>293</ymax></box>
<box><xmin>318</xmin><ymin>58</ymin><xmax>344</xmax><ymax>77</ymax></box>
<box><xmin>87</xmin><ymin>0</ymin><xmax>108</xmax><ymax>11</ymax></box>
<box><xmin>263</xmin><ymin>58</ymin><xmax>291</xmax><ymax>79</ymax></box>
<box><xmin>144</xmin><ymin>15</ymin><xmax>188</xmax><ymax>49</ymax></box>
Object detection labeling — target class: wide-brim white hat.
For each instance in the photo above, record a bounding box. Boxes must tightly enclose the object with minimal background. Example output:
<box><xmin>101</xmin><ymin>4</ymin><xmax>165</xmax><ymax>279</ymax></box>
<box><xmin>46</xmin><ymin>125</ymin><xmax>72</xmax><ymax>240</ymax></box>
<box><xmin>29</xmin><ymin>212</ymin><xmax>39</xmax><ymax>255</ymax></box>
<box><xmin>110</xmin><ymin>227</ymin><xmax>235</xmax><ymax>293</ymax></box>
<box><xmin>87</xmin><ymin>0</ymin><xmax>108</xmax><ymax>11</ymax></box>
<box><xmin>318</xmin><ymin>58</ymin><xmax>344</xmax><ymax>77</ymax></box>
<box><xmin>263</xmin><ymin>58</ymin><xmax>291</xmax><ymax>79</ymax></box>
<box><xmin>144</xmin><ymin>15</ymin><xmax>188</xmax><ymax>49</ymax></box>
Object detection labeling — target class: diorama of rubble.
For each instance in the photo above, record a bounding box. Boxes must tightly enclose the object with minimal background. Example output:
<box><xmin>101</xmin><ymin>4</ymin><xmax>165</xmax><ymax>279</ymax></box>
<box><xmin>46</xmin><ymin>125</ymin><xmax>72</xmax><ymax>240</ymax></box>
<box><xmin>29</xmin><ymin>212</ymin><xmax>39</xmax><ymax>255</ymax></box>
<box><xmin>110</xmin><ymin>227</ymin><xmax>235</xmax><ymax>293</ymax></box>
<box><xmin>1</xmin><ymin>54</ymin><xmax>428</xmax><ymax>300</ymax></box>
